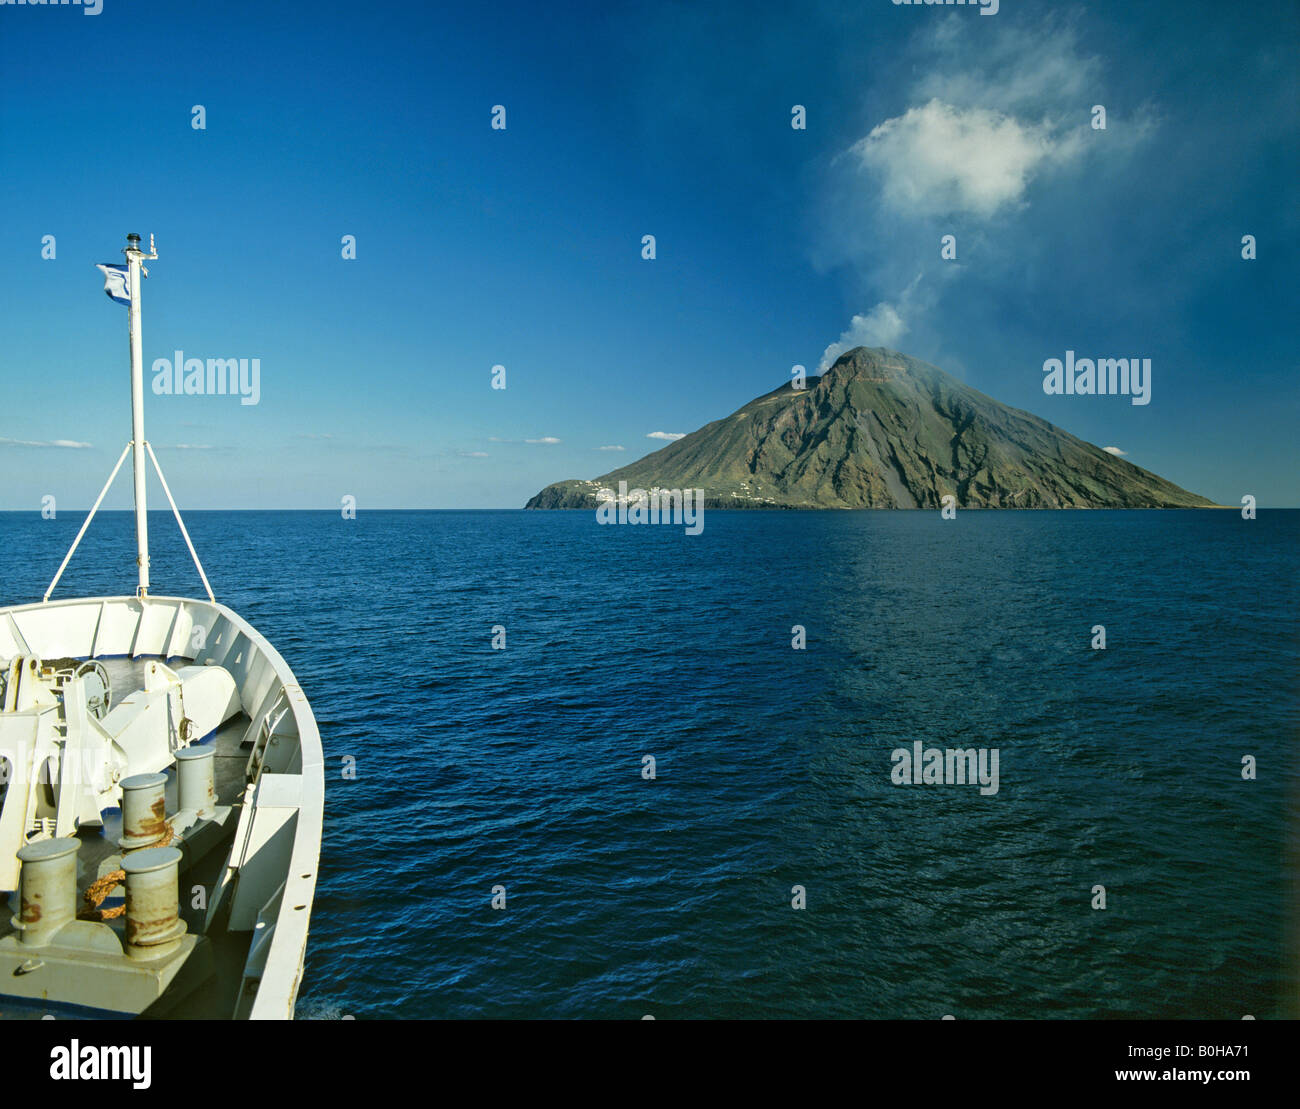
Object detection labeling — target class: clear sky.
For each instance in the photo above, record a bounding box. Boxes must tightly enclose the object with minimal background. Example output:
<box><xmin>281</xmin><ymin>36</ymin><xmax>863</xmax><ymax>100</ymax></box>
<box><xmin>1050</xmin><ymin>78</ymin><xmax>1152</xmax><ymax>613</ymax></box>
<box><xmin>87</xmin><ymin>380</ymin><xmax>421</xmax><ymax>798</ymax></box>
<box><xmin>1</xmin><ymin>0</ymin><xmax>1296</xmax><ymax>509</ymax></box>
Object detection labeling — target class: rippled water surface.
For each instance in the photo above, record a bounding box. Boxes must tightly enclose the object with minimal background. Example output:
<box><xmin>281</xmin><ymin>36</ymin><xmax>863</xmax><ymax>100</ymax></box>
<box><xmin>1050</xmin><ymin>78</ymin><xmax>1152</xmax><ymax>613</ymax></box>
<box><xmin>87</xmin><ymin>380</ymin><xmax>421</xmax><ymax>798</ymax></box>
<box><xmin>2</xmin><ymin>509</ymin><xmax>1296</xmax><ymax>1019</ymax></box>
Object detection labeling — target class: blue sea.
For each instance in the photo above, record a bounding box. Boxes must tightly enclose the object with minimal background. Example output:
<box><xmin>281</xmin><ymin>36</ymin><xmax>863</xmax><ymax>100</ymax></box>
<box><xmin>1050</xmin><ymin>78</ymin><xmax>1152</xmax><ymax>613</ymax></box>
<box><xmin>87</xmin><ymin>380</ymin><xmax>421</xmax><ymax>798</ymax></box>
<box><xmin>1</xmin><ymin>508</ymin><xmax>1296</xmax><ymax>1019</ymax></box>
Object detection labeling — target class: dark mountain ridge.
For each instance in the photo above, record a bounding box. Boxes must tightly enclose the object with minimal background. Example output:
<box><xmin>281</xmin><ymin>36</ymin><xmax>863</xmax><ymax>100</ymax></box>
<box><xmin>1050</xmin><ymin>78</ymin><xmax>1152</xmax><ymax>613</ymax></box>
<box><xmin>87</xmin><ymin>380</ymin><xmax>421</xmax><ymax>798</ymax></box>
<box><xmin>526</xmin><ymin>347</ymin><xmax>1215</xmax><ymax>509</ymax></box>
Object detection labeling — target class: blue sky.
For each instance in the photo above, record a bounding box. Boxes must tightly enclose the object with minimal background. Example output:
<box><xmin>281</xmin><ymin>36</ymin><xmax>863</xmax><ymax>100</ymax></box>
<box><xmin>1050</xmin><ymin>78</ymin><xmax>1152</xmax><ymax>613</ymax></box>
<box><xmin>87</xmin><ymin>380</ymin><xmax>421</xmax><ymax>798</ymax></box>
<box><xmin>1</xmin><ymin>0</ymin><xmax>1296</xmax><ymax>508</ymax></box>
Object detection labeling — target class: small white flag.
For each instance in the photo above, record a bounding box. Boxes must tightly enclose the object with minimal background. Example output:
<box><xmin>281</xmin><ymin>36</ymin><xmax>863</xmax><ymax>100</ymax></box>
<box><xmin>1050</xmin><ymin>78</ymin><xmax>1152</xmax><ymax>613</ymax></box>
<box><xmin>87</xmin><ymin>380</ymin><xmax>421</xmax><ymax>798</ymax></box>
<box><xmin>95</xmin><ymin>263</ymin><xmax>131</xmax><ymax>306</ymax></box>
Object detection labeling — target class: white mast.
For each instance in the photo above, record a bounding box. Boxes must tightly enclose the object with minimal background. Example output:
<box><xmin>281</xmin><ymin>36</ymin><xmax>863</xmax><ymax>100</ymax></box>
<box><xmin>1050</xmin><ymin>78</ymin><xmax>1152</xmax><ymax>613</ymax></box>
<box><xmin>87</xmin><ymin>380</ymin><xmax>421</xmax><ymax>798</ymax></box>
<box><xmin>45</xmin><ymin>232</ymin><xmax>215</xmax><ymax>605</ymax></box>
<box><xmin>123</xmin><ymin>232</ymin><xmax>156</xmax><ymax>598</ymax></box>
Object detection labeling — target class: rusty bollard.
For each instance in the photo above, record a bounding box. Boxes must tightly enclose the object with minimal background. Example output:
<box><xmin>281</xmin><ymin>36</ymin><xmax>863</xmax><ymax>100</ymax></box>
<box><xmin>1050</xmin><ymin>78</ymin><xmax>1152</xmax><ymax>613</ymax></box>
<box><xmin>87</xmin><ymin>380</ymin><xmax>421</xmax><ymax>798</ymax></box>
<box><xmin>121</xmin><ymin>845</ymin><xmax>185</xmax><ymax>960</ymax></box>
<box><xmin>14</xmin><ymin>837</ymin><xmax>80</xmax><ymax>947</ymax></box>
<box><xmin>175</xmin><ymin>745</ymin><xmax>215</xmax><ymax>819</ymax></box>
<box><xmin>119</xmin><ymin>771</ymin><xmax>168</xmax><ymax>852</ymax></box>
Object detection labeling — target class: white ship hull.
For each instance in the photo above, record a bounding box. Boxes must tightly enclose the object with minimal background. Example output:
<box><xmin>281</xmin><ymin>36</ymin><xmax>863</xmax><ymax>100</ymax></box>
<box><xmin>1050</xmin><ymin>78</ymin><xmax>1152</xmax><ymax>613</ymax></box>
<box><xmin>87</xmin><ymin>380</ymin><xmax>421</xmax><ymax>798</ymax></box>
<box><xmin>0</xmin><ymin>594</ymin><xmax>324</xmax><ymax>1019</ymax></box>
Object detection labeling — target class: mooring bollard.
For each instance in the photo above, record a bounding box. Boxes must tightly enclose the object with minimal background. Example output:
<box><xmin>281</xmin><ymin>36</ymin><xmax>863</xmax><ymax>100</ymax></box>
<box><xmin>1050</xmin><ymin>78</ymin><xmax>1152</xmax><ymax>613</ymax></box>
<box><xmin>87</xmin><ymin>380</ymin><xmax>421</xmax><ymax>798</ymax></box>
<box><xmin>14</xmin><ymin>837</ymin><xmax>79</xmax><ymax>947</ymax></box>
<box><xmin>121</xmin><ymin>845</ymin><xmax>185</xmax><ymax>960</ymax></box>
<box><xmin>175</xmin><ymin>745</ymin><xmax>216</xmax><ymax>819</ymax></box>
<box><xmin>119</xmin><ymin>771</ymin><xmax>169</xmax><ymax>851</ymax></box>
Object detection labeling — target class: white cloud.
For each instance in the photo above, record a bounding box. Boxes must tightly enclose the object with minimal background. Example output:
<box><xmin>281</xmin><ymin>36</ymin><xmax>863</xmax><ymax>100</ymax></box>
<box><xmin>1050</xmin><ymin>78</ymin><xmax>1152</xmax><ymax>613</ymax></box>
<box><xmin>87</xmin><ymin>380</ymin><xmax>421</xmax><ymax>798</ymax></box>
<box><xmin>596</xmin><ymin>445</ymin><xmax>625</xmax><ymax>451</ymax></box>
<box><xmin>1102</xmin><ymin>446</ymin><xmax>1127</xmax><ymax>456</ymax></box>
<box><xmin>525</xmin><ymin>437</ymin><xmax>561</xmax><ymax>445</ymax></box>
<box><xmin>853</xmin><ymin>99</ymin><xmax>1078</xmax><ymax>219</ymax></box>
<box><xmin>0</xmin><ymin>437</ymin><xmax>93</xmax><ymax>449</ymax></box>
<box><xmin>458</xmin><ymin>450</ymin><xmax>489</xmax><ymax>458</ymax></box>
<box><xmin>160</xmin><ymin>443</ymin><xmax>213</xmax><ymax>450</ymax></box>
<box><xmin>647</xmin><ymin>431</ymin><xmax>685</xmax><ymax>441</ymax></box>
<box><xmin>814</xmin><ymin>18</ymin><xmax>1152</xmax><ymax>367</ymax></box>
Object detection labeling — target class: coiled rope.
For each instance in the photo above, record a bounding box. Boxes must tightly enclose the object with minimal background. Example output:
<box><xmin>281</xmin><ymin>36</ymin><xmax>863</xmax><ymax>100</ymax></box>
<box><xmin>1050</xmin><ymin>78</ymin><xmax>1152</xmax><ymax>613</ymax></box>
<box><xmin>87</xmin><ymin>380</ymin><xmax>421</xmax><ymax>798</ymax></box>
<box><xmin>76</xmin><ymin>823</ymin><xmax>175</xmax><ymax>921</ymax></box>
